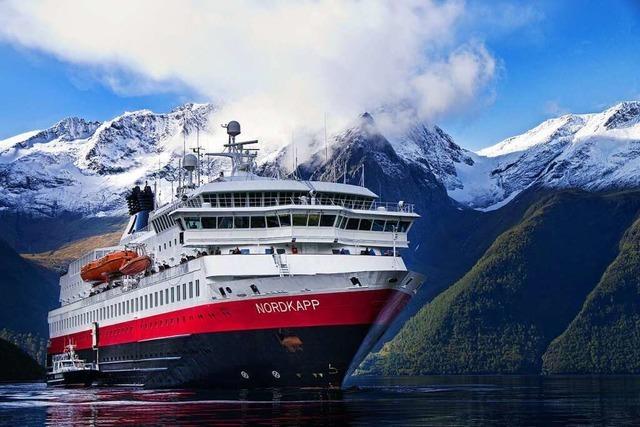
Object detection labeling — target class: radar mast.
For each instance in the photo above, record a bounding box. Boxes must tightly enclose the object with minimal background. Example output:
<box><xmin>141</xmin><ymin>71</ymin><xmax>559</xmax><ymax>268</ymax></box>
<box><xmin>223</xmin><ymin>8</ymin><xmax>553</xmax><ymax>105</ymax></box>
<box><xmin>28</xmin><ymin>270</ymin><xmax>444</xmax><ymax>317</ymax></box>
<box><xmin>207</xmin><ymin>121</ymin><xmax>259</xmax><ymax>177</ymax></box>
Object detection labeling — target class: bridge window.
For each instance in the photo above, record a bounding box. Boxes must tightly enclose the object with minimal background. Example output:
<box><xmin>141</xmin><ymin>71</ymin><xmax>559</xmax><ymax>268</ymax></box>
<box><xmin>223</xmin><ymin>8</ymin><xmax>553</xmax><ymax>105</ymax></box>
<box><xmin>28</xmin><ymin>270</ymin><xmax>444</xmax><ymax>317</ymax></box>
<box><xmin>359</xmin><ymin>219</ymin><xmax>373</xmax><ymax>231</ymax></box>
<box><xmin>384</xmin><ymin>220</ymin><xmax>398</xmax><ymax>232</ymax></box>
<box><xmin>279</xmin><ymin>214</ymin><xmax>292</xmax><ymax>227</ymax></box>
<box><xmin>292</xmin><ymin>214</ymin><xmax>307</xmax><ymax>226</ymax></box>
<box><xmin>346</xmin><ymin>218</ymin><xmax>360</xmax><ymax>230</ymax></box>
<box><xmin>320</xmin><ymin>214</ymin><xmax>337</xmax><ymax>227</ymax></box>
<box><xmin>372</xmin><ymin>219</ymin><xmax>385</xmax><ymax>231</ymax></box>
<box><xmin>307</xmin><ymin>214</ymin><xmax>320</xmax><ymax>226</ymax></box>
<box><xmin>202</xmin><ymin>217</ymin><xmax>217</xmax><ymax>229</ymax></box>
<box><xmin>266</xmin><ymin>215</ymin><xmax>280</xmax><ymax>228</ymax></box>
<box><xmin>251</xmin><ymin>216</ymin><xmax>266</xmax><ymax>228</ymax></box>
<box><xmin>218</xmin><ymin>216</ymin><xmax>233</xmax><ymax>229</ymax></box>
<box><xmin>234</xmin><ymin>216</ymin><xmax>250</xmax><ymax>229</ymax></box>
<box><xmin>233</xmin><ymin>192</ymin><xmax>246</xmax><ymax>207</ymax></box>
<box><xmin>185</xmin><ymin>217</ymin><xmax>201</xmax><ymax>229</ymax></box>
<box><xmin>398</xmin><ymin>221</ymin><xmax>410</xmax><ymax>232</ymax></box>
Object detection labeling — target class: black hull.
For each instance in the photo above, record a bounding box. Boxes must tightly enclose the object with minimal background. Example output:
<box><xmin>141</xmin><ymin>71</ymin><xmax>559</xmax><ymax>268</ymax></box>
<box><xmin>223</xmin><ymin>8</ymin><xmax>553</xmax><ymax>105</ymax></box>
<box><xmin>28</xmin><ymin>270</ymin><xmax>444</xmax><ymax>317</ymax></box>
<box><xmin>53</xmin><ymin>325</ymin><xmax>370</xmax><ymax>389</ymax></box>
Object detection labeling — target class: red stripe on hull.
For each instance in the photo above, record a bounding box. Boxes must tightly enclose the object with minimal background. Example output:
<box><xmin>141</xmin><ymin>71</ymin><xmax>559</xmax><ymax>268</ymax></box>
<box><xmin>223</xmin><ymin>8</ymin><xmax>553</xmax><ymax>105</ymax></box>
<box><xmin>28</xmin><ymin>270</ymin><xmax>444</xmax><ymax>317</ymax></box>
<box><xmin>49</xmin><ymin>289</ymin><xmax>407</xmax><ymax>354</ymax></box>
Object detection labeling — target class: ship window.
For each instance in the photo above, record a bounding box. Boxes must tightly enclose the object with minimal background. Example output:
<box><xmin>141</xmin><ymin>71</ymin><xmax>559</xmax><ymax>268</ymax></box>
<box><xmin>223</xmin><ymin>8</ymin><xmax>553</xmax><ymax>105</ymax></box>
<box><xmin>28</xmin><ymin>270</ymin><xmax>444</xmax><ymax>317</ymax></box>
<box><xmin>264</xmin><ymin>192</ymin><xmax>278</xmax><ymax>206</ymax></box>
<box><xmin>164</xmin><ymin>243</ymin><xmax>167</xmax><ymax>250</ymax></box>
<box><xmin>165</xmin><ymin>289</ymin><xmax>169</xmax><ymax>304</ymax></box>
<box><xmin>135</xmin><ymin>298</ymin><xmax>139</xmax><ymax>312</ymax></box>
<box><xmin>171</xmin><ymin>287</ymin><xmax>175</xmax><ymax>303</ymax></box>
<box><xmin>372</xmin><ymin>219</ymin><xmax>385</xmax><ymax>231</ymax></box>
<box><xmin>359</xmin><ymin>219</ymin><xmax>373</xmax><ymax>231</ymax></box>
<box><xmin>320</xmin><ymin>214</ymin><xmax>337</xmax><ymax>227</ymax></box>
<box><xmin>225</xmin><ymin>287</ymin><xmax>232</xmax><ymax>294</ymax></box>
<box><xmin>248</xmin><ymin>192</ymin><xmax>262</xmax><ymax>207</ymax></box>
<box><xmin>196</xmin><ymin>280</ymin><xmax>200</xmax><ymax>297</ymax></box>
<box><xmin>219</xmin><ymin>287</ymin><xmax>226</xmax><ymax>297</ymax></box>
<box><xmin>144</xmin><ymin>295</ymin><xmax>148</xmax><ymax>310</ymax></box>
<box><xmin>251</xmin><ymin>216</ymin><xmax>266</xmax><ymax>228</ymax></box>
<box><xmin>250</xmin><ymin>284</ymin><xmax>260</xmax><ymax>294</ymax></box>
<box><xmin>202</xmin><ymin>217</ymin><xmax>217</xmax><ymax>229</ymax></box>
<box><xmin>292</xmin><ymin>214</ymin><xmax>307</xmax><ymax>226</ymax></box>
<box><xmin>384</xmin><ymin>220</ymin><xmax>398</xmax><ymax>232</ymax></box>
<box><xmin>189</xmin><ymin>281</ymin><xmax>193</xmax><ymax>298</ymax></box>
<box><xmin>278</xmin><ymin>214</ymin><xmax>291</xmax><ymax>227</ymax></box>
<box><xmin>346</xmin><ymin>218</ymin><xmax>360</xmax><ymax>230</ymax></box>
<box><xmin>279</xmin><ymin>192</ymin><xmax>291</xmax><ymax>205</ymax></box>
<box><xmin>182</xmin><ymin>283</ymin><xmax>187</xmax><ymax>300</ymax></box>
<box><xmin>307</xmin><ymin>214</ymin><xmax>320</xmax><ymax>227</ymax></box>
<box><xmin>185</xmin><ymin>217</ymin><xmax>201</xmax><ymax>229</ymax></box>
<box><xmin>218</xmin><ymin>216</ymin><xmax>233</xmax><ymax>229</ymax></box>
<box><xmin>155</xmin><ymin>292</ymin><xmax>159</xmax><ymax>307</ymax></box>
<box><xmin>398</xmin><ymin>221</ymin><xmax>410</xmax><ymax>233</ymax></box>
<box><xmin>176</xmin><ymin>285</ymin><xmax>181</xmax><ymax>302</ymax></box>
<box><xmin>234</xmin><ymin>216</ymin><xmax>250</xmax><ymax>229</ymax></box>
<box><xmin>158</xmin><ymin>245</ymin><xmax>162</xmax><ymax>252</ymax></box>
<box><xmin>169</xmin><ymin>241</ymin><xmax>172</xmax><ymax>247</ymax></box>
<box><xmin>233</xmin><ymin>192</ymin><xmax>246</xmax><ymax>207</ymax></box>
<box><xmin>266</xmin><ymin>215</ymin><xmax>280</xmax><ymax>228</ymax></box>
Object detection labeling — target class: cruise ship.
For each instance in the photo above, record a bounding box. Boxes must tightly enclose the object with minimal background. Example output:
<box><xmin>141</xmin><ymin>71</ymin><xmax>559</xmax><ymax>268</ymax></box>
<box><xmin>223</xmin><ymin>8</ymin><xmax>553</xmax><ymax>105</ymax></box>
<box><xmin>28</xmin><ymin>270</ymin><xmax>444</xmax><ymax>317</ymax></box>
<box><xmin>47</xmin><ymin>121</ymin><xmax>423</xmax><ymax>388</ymax></box>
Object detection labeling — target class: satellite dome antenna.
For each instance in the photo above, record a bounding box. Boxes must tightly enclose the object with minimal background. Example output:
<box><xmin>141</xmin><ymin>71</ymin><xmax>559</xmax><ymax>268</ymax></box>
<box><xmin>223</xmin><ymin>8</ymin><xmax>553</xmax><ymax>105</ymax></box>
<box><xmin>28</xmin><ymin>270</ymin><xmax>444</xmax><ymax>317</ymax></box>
<box><xmin>209</xmin><ymin>121</ymin><xmax>259</xmax><ymax>177</ymax></box>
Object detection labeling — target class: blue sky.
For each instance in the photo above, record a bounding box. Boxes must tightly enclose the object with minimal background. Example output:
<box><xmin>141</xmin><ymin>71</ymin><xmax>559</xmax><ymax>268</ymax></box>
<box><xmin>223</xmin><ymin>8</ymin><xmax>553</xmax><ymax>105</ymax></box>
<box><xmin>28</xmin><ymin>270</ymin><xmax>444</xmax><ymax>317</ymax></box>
<box><xmin>0</xmin><ymin>0</ymin><xmax>638</xmax><ymax>151</ymax></box>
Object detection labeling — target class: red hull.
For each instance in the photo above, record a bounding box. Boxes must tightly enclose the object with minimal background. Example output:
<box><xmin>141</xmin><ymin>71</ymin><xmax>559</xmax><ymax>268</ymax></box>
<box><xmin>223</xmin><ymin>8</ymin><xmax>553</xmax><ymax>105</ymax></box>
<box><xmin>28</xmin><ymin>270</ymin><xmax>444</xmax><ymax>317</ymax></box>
<box><xmin>48</xmin><ymin>289</ymin><xmax>409</xmax><ymax>355</ymax></box>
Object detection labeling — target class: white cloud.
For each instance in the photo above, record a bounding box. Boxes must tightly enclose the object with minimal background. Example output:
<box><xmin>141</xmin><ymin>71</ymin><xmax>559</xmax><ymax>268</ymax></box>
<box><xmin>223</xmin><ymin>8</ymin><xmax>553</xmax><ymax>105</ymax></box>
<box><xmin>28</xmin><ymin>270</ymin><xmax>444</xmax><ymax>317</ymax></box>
<box><xmin>0</xmin><ymin>0</ymin><xmax>498</xmax><ymax>155</ymax></box>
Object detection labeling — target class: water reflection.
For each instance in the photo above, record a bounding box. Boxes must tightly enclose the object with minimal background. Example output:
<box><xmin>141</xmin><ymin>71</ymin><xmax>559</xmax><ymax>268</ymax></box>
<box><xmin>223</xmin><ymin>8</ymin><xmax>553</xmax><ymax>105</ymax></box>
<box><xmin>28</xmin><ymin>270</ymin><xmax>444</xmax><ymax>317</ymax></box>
<box><xmin>1</xmin><ymin>376</ymin><xmax>639</xmax><ymax>426</ymax></box>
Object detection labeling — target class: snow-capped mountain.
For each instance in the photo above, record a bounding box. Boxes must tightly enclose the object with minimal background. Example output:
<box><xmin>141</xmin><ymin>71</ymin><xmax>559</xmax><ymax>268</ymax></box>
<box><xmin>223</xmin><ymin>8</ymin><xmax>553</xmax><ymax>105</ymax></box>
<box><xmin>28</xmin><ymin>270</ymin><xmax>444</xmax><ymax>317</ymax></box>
<box><xmin>1</xmin><ymin>101</ymin><xmax>639</xmax><ymax>217</ymax></box>
<box><xmin>0</xmin><ymin>103</ymin><xmax>217</xmax><ymax>216</ymax></box>
<box><xmin>451</xmin><ymin>101</ymin><xmax>640</xmax><ymax>209</ymax></box>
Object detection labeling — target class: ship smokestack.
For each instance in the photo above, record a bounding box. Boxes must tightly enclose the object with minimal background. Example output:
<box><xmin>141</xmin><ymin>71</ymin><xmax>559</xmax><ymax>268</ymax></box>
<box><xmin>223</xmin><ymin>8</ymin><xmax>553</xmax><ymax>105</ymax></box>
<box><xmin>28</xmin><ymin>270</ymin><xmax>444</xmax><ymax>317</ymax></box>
<box><xmin>127</xmin><ymin>184</ymin><xmax>155</xmax><ymax>232</ymax></box>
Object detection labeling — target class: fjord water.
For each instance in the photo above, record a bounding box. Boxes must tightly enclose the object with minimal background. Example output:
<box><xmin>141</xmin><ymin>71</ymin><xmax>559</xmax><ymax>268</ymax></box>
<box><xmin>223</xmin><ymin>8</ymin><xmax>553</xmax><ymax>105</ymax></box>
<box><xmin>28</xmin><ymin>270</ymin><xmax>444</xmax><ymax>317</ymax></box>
<box><xmin>1</xmin><ymin>376</ymin><xmax>639</xmax><ymax>426</ymax></box>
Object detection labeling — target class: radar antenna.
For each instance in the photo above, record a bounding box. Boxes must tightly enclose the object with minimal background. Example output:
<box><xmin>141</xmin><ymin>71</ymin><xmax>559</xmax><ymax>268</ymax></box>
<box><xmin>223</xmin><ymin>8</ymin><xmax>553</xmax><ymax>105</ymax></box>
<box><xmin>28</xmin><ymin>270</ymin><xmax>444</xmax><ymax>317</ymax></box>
<box><xmin>206</xmin><ymin>121</ymin><xmax>259</xmax><ymax>176</ymax></box>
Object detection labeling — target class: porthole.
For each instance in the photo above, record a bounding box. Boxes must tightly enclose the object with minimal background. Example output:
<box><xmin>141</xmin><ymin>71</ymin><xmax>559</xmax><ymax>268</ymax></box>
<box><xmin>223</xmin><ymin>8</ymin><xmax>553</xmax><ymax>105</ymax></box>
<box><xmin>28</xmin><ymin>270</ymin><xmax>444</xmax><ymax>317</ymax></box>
<box><xmin>272</xmin><ymin>370</ymin><xmax>281</xmax><ymax>379</ymax></box>
<box><xmin>388</xmin><ymin>277</ymin><xmax>398</xmax><ymax>283</ymax></box>
<box><xmin>241</xmin><ymin>371</ymin><xmax>249</xmax><ymax>379</ymax></box>
<box><xmin>226</xmin><ymin>287</ymin><xmax>232</xmax><ymax>294</ymax></box>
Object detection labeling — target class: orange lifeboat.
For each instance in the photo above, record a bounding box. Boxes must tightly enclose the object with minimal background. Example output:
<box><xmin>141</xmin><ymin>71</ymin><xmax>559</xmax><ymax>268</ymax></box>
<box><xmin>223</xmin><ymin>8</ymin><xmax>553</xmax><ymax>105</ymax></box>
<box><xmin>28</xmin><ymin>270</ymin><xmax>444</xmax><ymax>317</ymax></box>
<box><xmin>80</xmin><ymin>250</ymin><xmax>138</xmax><ymax>283</ymax></box>
<box><xmin>119</xmin><ymin>255</ymin><xmax>152</xmax><ymax>276</ymax></box>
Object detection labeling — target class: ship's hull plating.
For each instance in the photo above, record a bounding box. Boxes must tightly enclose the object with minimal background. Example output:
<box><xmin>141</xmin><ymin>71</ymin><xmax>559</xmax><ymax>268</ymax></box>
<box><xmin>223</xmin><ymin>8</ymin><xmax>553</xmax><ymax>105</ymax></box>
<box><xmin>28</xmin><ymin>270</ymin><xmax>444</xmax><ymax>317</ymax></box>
<box><xmin>48</xmin><ymin>272</ymin><xmax>421</xmax><ymax>389</ymax></box>
<box><xmin>72</xmin><ymin>324</ymin><xmax>370</xmax><ymax>388</ymax></box>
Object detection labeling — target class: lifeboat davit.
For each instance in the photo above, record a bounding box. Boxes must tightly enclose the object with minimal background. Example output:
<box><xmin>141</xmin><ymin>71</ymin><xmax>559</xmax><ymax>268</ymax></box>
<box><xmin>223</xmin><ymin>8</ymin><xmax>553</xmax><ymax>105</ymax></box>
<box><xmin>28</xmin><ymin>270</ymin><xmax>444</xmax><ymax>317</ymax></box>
<box><xmin>119</xmin><ymin>255</ymin><xmax>152</xmax><ymax>276</ymax></box>
<box><xmin>80</xmin><ymin>250</ymin><xmax>138</xmax><ymax>283</ymax></box>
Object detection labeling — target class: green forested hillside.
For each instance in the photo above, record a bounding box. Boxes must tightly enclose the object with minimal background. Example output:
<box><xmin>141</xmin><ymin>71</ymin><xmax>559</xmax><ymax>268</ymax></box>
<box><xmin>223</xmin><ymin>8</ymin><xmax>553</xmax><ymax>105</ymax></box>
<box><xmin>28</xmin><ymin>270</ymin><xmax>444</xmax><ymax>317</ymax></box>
<box><xmin>362</xmin><ymin>190</ymin><xmax>640</xmax><ymax>375</ymax></box>
<box><xmin>0</xmin><ymin>338</ymin><xmax>44</xmax><ymax>381</ymax></box>
<box><xmin>542</xmin><ymin>216</ymin><xmax>640</xmax><ymax>373</ymax></box>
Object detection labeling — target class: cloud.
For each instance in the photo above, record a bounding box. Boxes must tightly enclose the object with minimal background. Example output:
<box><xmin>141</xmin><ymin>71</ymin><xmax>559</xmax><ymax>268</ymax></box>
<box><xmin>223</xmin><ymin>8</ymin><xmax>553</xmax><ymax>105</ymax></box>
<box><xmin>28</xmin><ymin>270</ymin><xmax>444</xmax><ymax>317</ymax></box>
<box><xmin>0</xmin><ymin>0</ymin><xmax>499</xmax><ymax>156</ymax></box>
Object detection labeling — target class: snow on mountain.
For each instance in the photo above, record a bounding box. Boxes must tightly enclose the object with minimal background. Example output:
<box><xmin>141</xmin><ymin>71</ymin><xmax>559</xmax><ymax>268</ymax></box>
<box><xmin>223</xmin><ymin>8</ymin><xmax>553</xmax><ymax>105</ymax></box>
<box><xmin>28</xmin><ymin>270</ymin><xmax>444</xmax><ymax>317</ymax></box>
<box><xmin>1</xmin><ymin>100</ymin><xmax>638</xmax><ymax>217</ymax></box>
<box><xmin>0</xmin><ymin>103</ymin><xmax>216</xmax><ymax>216</ymax></box>
<box><xmin>455</xmin><ymin>101</ymin><xmax>640</xmax><ymax>210</ymax></box>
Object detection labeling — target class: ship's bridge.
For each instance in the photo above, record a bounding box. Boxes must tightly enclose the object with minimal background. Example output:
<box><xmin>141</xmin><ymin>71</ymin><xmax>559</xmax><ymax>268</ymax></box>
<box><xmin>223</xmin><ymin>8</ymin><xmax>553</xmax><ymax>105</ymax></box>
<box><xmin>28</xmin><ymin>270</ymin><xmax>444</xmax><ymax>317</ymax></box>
<box><xmin>149</xmin><ymin>175</ymin><xmax>418</xmax><ymax>251</ymax></box>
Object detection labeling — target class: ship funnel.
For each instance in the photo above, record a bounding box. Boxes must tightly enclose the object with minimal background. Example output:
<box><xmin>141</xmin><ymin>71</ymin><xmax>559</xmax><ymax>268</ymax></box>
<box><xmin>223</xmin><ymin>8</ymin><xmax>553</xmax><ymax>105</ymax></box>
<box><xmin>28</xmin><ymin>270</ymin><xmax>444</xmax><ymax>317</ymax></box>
<box><xmin>126</xmin><ymin>184</ymin><xmax>155</xmax><ymax>233</ymax></box>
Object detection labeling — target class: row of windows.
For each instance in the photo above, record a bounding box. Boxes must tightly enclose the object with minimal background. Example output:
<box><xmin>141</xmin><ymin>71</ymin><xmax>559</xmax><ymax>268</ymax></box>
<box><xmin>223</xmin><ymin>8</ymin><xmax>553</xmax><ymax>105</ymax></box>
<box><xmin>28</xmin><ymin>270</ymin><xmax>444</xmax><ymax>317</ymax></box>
<box><xmin>183</xmin><ymin>213</ymin><xmax>411</xmax><ymax>232</ymax></box>
<box><xmin>184</xmin><ymin>213</ymin><xmax>337</xmax><ymax>230</ymax></box>
<box><xmin>201</xmin><ymin>191</ymin><xmax>374</xmax><ymax>210</ymax></box>
<box><xmin>152</xmin><ymin>213</ymin><xmax>177</xmax><ymax>233</ymax></box>
<box><xmin>51</xmin><ymin>280</ymin><xmax>200</xmax><ymax>333</ymax></box>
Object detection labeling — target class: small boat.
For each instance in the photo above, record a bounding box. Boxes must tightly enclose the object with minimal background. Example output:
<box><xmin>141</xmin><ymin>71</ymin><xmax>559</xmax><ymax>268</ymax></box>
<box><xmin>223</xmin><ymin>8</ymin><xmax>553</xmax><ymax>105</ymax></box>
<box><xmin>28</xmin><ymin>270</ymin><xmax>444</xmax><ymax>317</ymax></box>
<box><xmin>80</xmin><ymin>250</ymin><xmax>137</xmax><ymax>283</ymax></box>
<box><xmin>47</xmin><ymin>344</ymin><xmax>99</xmax><ymax>387</ymax></box>
<box><xmin>119</xmin><ymin>255</ymin><xmax>152</xmax><ymax>276</ymax></box>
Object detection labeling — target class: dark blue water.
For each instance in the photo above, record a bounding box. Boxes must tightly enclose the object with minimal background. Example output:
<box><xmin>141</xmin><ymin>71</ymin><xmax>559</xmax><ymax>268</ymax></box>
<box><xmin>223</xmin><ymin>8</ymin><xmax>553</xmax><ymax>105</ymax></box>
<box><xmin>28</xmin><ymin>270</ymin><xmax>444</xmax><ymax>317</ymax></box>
<box><xmin>1</xmin><ymin>376</ymin><xmax>639</xmax><ymax>426</ymax></box>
